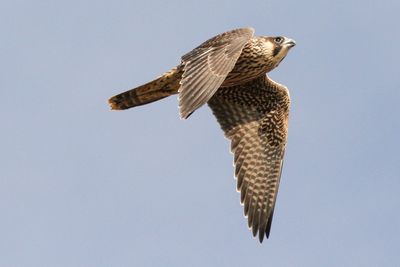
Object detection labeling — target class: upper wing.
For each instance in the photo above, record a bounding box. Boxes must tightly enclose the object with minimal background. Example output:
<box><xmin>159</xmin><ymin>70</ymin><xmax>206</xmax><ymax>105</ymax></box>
<box><xmin>178</xmin><ymin>27</ymin><xmax>254</xmax><ymax>119</ymax></box>
<box><xmin>208</xmin><ymin>75</ymin><xmax>290</xmax><ymax>242</ymax></box>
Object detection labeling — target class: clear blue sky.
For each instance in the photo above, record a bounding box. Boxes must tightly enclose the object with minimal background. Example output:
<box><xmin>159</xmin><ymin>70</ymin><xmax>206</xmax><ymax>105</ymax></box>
<box><xmin>1</xmin><ymin>0</ymin><xmax>399</xmax><ymax>266</ymax></box>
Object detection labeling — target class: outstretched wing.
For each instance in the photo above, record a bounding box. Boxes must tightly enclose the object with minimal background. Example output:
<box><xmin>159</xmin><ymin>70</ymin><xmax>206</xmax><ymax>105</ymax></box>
<box><xmin>178</xmin><ymin>27</ymin><xmax>254</xmax><ymax>119</ymax></box>
<box><xmin>208</xmin><ymin>75</ymin><xmax>290</xmax><ymax>242</ymax></box>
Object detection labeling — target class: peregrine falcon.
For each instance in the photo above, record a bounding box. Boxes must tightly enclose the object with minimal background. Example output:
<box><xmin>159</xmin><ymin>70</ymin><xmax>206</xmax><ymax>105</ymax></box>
<box><xmin>108</xmin><ymin>28</ymin><xmax>296</xmax><ymax>242</ymax></box>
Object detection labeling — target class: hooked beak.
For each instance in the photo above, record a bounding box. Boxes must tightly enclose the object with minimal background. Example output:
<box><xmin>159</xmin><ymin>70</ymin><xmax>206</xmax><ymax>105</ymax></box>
<box><xmin>284</xmin><ymin>38</ymin><xmax>296</xmax><ymax>48</ymax></box>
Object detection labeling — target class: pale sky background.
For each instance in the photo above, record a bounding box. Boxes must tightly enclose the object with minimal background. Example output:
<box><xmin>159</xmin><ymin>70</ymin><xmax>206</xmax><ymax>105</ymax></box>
<box><xmin>1</xmin><ymin>0</ymin><xmax>399</xmax><ymax>266</ymax></box>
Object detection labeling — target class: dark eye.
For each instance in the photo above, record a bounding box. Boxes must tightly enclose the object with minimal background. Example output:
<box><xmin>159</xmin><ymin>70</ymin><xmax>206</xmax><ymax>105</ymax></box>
<box><xmin>274</xmin><ymin>37</ymin><xmax>283</xmax><ymax>44</ymax></box>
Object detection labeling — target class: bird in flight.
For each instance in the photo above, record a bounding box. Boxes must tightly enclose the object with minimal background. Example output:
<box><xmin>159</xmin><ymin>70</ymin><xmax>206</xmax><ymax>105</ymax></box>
<box><xmin>108</xmin><ymin>27</ymin><xmax>296</xmax><ymax>242</ymax></box>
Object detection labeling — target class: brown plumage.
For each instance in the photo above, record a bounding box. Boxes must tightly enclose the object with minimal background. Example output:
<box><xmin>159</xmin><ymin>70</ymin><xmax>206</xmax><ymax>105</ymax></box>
<box><xmin>108</xmin><ymin>67</ymin><xmax>183</xmax><ymax>110</ymax></box>
<box><xmin>108</xmin><ymin>27</ymin><xmax>296</xmax><ymax>242</ymax></box>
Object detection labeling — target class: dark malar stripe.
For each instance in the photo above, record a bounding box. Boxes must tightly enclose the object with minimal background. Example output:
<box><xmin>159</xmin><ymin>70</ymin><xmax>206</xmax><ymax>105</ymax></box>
<box><xmin>272</xmin><ymin>46</ymin><xmax>282</xmax><ymax>57</ymax></box>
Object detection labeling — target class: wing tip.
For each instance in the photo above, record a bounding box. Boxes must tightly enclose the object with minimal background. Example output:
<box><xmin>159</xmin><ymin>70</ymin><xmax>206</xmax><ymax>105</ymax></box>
<box><xmin>179</xmin><ymin>109</ymin><xmax>192</xmax><ymax>120</ymax></box>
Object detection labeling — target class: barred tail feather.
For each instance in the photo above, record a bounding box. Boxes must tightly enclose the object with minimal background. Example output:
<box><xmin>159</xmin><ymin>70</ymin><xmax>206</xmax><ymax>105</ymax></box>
<box><xmin>108</xmin><ymin>67</ymin><xmax>182</xmax><ymax>110</ymax></box>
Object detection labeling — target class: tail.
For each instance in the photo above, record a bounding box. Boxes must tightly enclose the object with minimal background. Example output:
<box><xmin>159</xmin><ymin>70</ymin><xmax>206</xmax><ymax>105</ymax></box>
<box><xmin>108</xmin><ymin>67</ymin><xmax>182</xmax><ymax>110</ymax></box>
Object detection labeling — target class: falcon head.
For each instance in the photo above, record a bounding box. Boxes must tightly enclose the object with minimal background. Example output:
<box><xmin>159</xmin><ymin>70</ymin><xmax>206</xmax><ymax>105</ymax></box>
<box><xmin>261</xmin><ymin>36</ymin><xmax>296</xmax><ymax>70</ymax></box>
